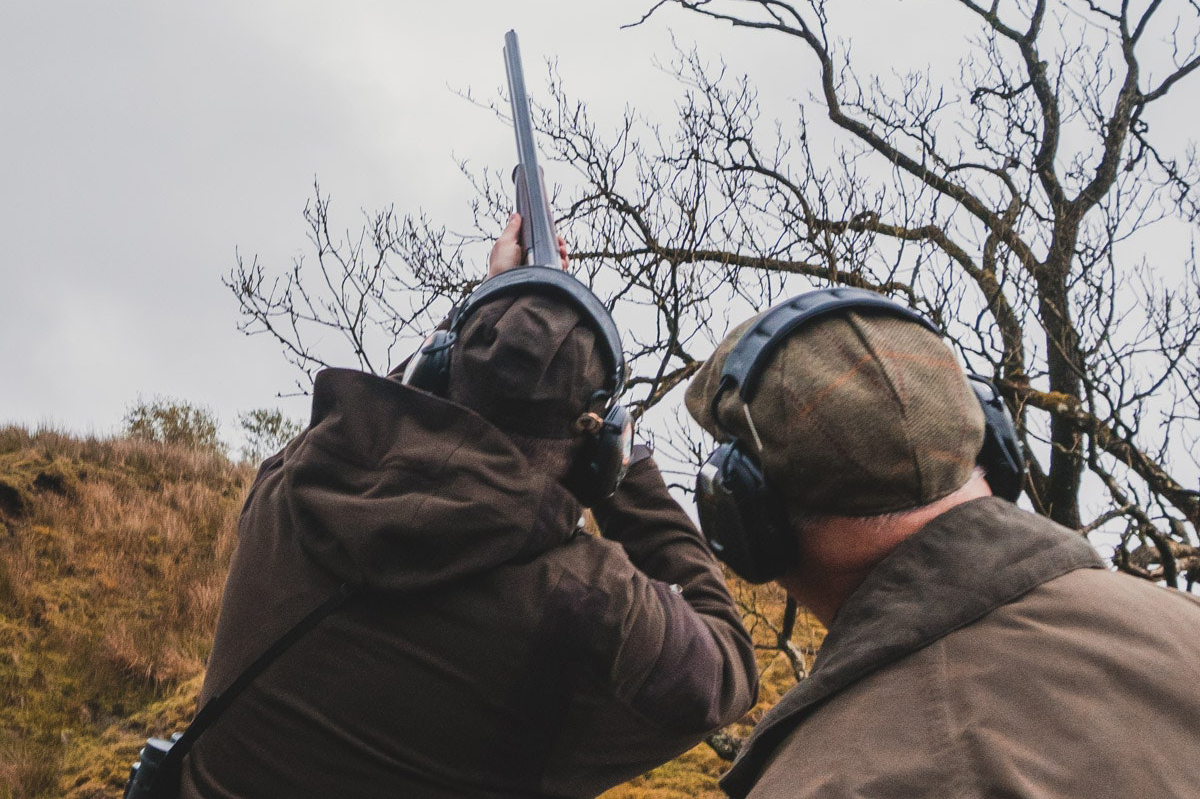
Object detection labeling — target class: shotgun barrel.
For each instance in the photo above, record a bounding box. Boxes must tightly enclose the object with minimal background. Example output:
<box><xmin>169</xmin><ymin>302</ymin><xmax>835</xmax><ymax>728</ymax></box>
<box><xmin>503</xmin><ymin>30</ymin><xmax>561</xmax><ymax>269</ymax></box>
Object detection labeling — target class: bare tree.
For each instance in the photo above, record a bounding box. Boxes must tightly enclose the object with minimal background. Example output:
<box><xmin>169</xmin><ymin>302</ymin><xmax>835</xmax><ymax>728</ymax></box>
<box><xmin>226</xmin><ymin>184</ymin><xmax>482</xmax><ymax>394</ymax></box>
<box><xmin>229</xmin><ymin>0</ymin><xmax>1200</xmax><ymax>587</ymax></box>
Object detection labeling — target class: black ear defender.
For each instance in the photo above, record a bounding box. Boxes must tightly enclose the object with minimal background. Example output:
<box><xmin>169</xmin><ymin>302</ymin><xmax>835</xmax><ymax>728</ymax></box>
<box><xmin>400</xmin><ymin>327</ymin><xmax>458</xmax><ymax>397</ymax></box>
<box><xmin>694</xmin><ymin>286</ymin><xmax>1026</xmax><ymax>584</ymax></box>
<box><xmin>696</xmin><ymin>442</ymin><xmax>794</xmax><ymax>585</ymax></box>
<box><xmin>566</xmin><ymin>397</ymin><xmax>634</xmax><ymax>507</ymax></box>
<box><xmin>403</xmin><ymin>266</ymin><xmax>633</xmax><ymax>506</ymax></box>
<box><xmin>966</xmin><ymin>374</ymin><xmax>1024</xmax><ymax>502</ymax></box>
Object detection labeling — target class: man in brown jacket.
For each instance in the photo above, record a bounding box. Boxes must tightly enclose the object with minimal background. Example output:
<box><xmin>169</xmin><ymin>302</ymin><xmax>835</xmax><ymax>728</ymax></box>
<box><xmin>685</xmin><ymin>288</ymin><xmax>1200</xmax><ymax>799</ymax></box>
<box><xmin>179</xmin><ymin>216</ymin><xmax>757</xmax><ymax>798</ymax></box>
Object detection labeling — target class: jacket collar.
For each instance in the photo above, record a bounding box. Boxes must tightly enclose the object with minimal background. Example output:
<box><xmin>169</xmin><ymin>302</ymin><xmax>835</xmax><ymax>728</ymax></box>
<box><xmin>720</xmin><ymin>497</ymin><xmax>1102</xmax><ymax>798</ymax></box>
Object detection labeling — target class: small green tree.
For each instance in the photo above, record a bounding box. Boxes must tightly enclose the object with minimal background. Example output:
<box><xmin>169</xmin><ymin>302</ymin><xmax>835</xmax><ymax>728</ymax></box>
<box><xmin>123</xmin><ymin>397</ymin><xmax>224</xmax><ymax>451</ymax></box>
<box><xmin>238</xmin><ymin>408</ymin><xmax>304</xmax><ymax>463</ymax></box>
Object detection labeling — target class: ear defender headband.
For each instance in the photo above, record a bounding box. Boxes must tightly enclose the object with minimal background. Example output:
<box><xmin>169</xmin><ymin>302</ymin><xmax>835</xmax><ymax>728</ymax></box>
<box><xmin>403</xmin><ymin>266</ymin><xmax>633</xmax><ymax>507</ymax></box>
<box><xmin>695</xmin><ymin>286</ymin><xmax>1025</xmax><ymax>584</ymax></box>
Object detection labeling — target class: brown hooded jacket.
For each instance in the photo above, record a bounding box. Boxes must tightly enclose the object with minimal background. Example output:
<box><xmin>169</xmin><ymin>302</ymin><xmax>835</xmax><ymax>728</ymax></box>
<box><xmin>720</xmin><ymin>497</ymin><xmax>1200</xmax><ymax>799</ymax></box>
<box><xmin>179</xmin><ymin>362</ymin><xmax>757</xmax><ymax>798</ymax></box>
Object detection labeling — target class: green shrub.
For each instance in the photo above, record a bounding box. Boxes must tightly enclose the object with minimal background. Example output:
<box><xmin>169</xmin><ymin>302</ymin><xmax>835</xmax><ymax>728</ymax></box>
<box><xmin>123</xmin><ymin>398</ymin><xmax>223</xmax><ymax>451</ymax></box>
<box><xmin>238</xmin><ymin>408</ymin><xmax>303</xmax><ymax>463</ymax></box>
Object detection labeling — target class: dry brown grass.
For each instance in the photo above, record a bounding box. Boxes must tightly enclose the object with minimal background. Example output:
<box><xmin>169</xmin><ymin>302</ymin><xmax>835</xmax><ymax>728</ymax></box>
<box><xmin>0</xmin><ymin>424</ymin><xmax>823</xmax><ymax>799</ymax></box>
<box><xmin>0</xmin><ymin>425</ymin><xmax>252</xmax><ymax>799</ymax></box>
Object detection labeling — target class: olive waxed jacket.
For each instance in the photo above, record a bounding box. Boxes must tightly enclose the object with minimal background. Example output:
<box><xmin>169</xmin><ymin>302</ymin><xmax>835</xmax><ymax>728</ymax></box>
<box><xmin>721</xmin><ymin>497</ymin><xmax>1200</xmax><ymax>799</ymax></box>
<box><xmin>180</xmin><ymin>366</ymin><xmax>757</xmax><ymax>799</ymax></box>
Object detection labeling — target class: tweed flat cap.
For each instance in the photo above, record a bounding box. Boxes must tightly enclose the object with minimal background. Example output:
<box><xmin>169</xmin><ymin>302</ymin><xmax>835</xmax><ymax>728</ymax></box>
<box><xmin>686</xmin><ymin>304</ymin><xmax>985</xmax><ymax>515</ymax></box>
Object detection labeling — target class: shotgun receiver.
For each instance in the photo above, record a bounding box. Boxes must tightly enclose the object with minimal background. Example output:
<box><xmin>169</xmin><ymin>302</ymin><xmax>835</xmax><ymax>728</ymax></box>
<box><xmin>503</xmin><ymin>30</ymin><xmax>561</xmax><ymax>269</ymax></box>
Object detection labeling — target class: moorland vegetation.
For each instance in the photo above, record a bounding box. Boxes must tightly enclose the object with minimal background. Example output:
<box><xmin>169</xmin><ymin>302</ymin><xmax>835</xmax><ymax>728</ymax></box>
<box><xmin>0</xmin><ymin>418</ymin><xmax>818</xmax><ymax>799</ymax></box>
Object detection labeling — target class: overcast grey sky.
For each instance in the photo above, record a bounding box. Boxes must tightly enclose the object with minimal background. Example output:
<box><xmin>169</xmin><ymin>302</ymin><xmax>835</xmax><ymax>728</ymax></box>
<box><xmin>0</xmin><ymin>1</ymin><xmax>694</xmax><ymax>439</ymax></box>
<box><xmin>0</xmin><ymin>0</ymin><xmax>839</xmax><ymax>442</ymax></box>
<box><xmin>2</xmin><ymin>1</ymin><xmax>1195</xmax><ymax>453</ymax></box>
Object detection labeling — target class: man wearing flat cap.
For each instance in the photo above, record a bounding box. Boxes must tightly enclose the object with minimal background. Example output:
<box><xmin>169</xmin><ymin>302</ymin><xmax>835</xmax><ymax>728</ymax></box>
<box><xmin>685</xmin><ymin>289</ymin><xmax>1200</xmax><ymax>799</ymax></box>
<box><xmin>179</xmin><ymin>216</ymin><xmax>757</xmax><ymax>799</ymax></box>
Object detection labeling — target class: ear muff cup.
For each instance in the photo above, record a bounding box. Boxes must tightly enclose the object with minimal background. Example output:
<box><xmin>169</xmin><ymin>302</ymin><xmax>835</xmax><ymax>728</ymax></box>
<box><xmin>565</xmin><ymin>403</ymin><xmax>634</xmax><ymax>507</ymax></box>
<box><xmin>401</xmin><ymin>330</ymin><xmax>457</xmax><ymax>396</ymax></box>
<box><xmin>695</xmin><ymin>442</ymin><xmax>794</xmax><ymax>584</ymax></box>
<box><xmin>967</xmin><ymin>374</ymin><xmax>1023</xmax><ymax>502</ymax></box>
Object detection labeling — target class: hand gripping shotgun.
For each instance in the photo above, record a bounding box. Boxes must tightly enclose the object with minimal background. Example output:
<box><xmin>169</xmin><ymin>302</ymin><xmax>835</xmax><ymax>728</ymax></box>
<box><xmin>503</xmin><ymin>30</ymin><xmax>561</xmax><ymax>268</ymax></box>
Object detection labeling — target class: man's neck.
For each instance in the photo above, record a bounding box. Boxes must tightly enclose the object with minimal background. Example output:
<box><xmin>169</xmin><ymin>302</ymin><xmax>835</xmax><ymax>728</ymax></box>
<box><xmin>778</xmin><ymin>473</ymin><xmax>994</xmax><ymax>627</ymax></box>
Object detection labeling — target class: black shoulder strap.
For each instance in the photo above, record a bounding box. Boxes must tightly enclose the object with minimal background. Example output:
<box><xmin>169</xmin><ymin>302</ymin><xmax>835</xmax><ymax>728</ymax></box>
<box><xmin>155</xmin><ymin>583</ymin><xmax>354</xmax><ymax>779</ymax></box>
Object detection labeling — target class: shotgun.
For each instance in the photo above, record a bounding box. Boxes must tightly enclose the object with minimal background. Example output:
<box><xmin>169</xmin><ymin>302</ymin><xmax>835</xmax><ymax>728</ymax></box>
<box><xmin>503</xmin><ymin>30</ymin><xmax>561</xmax><ymax>269</ymax></box>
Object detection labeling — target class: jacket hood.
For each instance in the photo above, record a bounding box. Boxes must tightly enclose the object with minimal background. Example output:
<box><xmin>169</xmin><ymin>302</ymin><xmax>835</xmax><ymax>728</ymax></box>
<box><xmin>261</xmin><ymin>368</ymin><xmax>584</xmax><ymax>592</ymax></box>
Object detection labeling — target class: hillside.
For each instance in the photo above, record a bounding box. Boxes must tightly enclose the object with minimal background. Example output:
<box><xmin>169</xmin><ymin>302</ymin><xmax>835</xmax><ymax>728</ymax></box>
<box><xmin>0</xmin><ymin>426</ymin><xmax>251</xmax><ymax>798</ymax></box>
<box><xmin>0</xmin><ymin>426</ymin><xmax>819</xmax><ymax>799</ymax></box>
